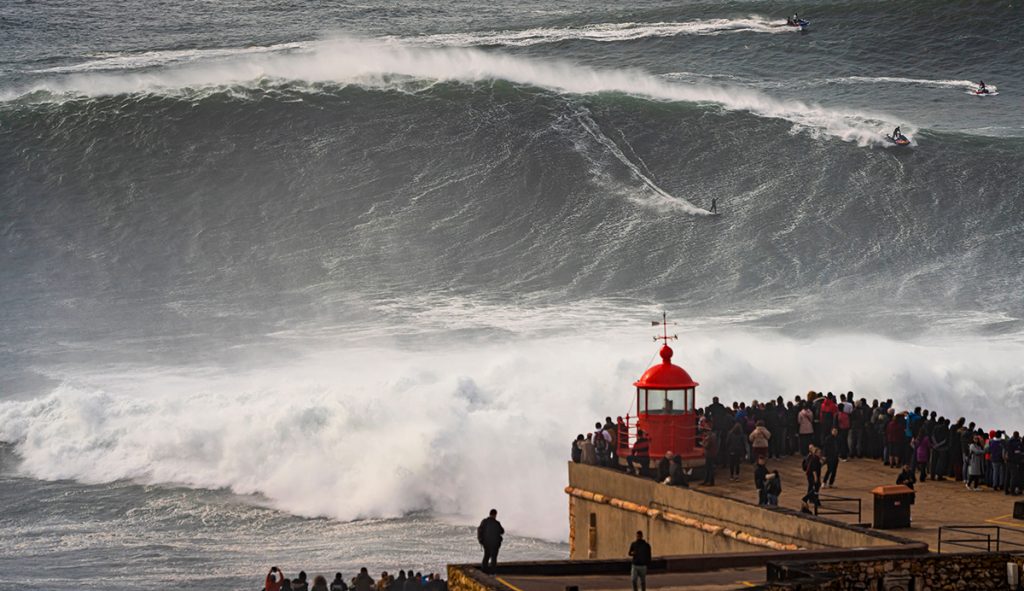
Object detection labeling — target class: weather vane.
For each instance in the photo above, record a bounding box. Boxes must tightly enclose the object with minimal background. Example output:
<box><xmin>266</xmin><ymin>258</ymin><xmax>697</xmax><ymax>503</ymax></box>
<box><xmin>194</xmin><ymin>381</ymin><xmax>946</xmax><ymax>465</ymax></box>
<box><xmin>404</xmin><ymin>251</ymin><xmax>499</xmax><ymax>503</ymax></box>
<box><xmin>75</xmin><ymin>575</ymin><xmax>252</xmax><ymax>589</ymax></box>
<box><xmin>651</xmin><ymin>311</ymin><xmax>678</xmax><ymax>344</ymax></box>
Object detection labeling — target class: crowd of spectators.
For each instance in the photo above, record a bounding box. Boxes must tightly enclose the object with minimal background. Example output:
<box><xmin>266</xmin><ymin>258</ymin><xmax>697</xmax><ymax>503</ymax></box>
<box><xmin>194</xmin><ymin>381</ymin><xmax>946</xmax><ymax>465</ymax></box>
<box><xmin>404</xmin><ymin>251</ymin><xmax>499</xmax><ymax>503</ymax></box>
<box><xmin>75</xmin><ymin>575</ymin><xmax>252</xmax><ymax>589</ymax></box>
<box><xmin>573</xmin><ymin>391</ymin><xmax>1022</xmax><ymax>510</ymax></box>
<box><xmin>263</xmin><ymin>566</ymin><xmax>448</xmax><ymax>591</ymax></box>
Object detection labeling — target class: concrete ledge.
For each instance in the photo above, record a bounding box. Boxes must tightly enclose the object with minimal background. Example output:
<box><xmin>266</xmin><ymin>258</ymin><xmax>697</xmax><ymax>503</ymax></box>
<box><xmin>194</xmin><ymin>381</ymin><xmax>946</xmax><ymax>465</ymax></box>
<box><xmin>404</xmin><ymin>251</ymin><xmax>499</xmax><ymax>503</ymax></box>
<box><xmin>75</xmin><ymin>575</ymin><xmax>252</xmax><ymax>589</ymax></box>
<box><xmin>447</xmin><ymin>544</ymin><xmax>929</xmax><ymax>591</ymax></box>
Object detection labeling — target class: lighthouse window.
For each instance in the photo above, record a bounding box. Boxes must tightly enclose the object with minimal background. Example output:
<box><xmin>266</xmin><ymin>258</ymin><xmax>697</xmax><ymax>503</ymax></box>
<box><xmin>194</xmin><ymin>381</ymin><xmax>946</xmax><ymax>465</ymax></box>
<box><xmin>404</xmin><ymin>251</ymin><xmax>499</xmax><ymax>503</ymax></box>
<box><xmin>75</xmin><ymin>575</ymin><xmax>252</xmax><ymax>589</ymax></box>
<box><xmin>667</xmin><ymin>389</ymin><xmax>686</xmax><ymax>414</ymax></box>
<box><xmin>644</xmin><ymin>389</ymin><xmax>667</xmax><ymax>413</ymax></box>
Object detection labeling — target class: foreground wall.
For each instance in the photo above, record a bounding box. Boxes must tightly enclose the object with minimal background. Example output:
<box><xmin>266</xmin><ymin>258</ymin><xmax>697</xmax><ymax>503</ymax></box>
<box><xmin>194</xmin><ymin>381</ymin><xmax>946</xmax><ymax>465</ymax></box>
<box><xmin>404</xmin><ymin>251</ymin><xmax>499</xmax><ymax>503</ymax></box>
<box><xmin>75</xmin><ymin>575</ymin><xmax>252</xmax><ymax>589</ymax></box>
<box><xmin>765</xmin><ymin>552</ymin><xmax>1024</xmax><ymax>590</ymax></box>
<box><xmin>568</xmin><ymin>462</ymin><xmax>902</xmax><ymax>559</ymax></box>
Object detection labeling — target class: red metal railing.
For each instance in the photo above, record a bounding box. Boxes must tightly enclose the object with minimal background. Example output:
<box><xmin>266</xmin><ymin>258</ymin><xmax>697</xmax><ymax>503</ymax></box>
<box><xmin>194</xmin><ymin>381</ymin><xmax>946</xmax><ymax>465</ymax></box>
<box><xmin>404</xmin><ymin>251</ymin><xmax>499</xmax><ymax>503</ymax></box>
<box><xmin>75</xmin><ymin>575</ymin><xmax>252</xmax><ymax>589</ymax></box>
<box><xmin>616</xmin><ymin>413</ymin><xmax>701</xmax><ymax>460</ymax></box>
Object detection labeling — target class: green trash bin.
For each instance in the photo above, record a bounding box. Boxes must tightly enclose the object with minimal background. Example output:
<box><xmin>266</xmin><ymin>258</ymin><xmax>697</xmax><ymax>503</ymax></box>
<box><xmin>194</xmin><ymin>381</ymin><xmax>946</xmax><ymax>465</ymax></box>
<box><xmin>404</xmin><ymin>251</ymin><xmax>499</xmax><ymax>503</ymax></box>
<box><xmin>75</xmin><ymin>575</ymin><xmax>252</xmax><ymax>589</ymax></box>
<box><xmin>871</xmin><ymin>485</ymin><xmax>915</xmax><ymax>529</ymax></box>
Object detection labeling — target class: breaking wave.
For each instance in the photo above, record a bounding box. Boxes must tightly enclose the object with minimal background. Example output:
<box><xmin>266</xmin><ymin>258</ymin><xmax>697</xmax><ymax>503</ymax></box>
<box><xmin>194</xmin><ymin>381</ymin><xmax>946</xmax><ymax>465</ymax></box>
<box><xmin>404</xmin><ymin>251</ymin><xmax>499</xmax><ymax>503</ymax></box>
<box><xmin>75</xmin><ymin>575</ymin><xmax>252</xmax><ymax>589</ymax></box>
<box><xmin>4</xmin><ymin>37</ymin><xmax>907</xmax><ymax>146</ymax></box>
<box><xmin>2</xmin><ymin>325</ymin><xmax>1023</xmax><ymax>541</ymax></box>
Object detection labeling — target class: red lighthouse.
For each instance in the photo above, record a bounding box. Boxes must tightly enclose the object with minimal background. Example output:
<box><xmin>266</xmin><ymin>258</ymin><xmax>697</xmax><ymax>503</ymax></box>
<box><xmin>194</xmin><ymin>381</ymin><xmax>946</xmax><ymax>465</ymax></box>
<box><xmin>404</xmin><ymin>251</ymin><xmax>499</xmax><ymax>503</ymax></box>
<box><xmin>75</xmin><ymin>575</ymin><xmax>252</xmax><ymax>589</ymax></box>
<box><xmin>618</xmin><ymin>314</ymin><xmax>703</xmax><ymax>467</ymax></box>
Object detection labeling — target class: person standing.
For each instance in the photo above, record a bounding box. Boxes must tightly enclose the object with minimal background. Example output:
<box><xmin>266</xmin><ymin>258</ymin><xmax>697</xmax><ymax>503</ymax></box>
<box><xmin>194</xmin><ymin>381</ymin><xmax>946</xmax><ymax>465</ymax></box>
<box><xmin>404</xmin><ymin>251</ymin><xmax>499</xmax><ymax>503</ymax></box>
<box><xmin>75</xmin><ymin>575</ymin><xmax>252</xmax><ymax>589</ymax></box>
<box><xmin>581</xmin><ymin>434</ymin><xmax>598</xmax><ymax>466</ymax></box>
<box><xmin>702</xmin><ymin>429</ymin><xmax>720</xmax><ymax>485</ymax></box>
<box><xmin>802</xmin><ymin>446</ymin><xmax>822</xmax><ymax>513</ymax></box>
<box><xmin>913</xmin><ymin>430</ymin><xmax>933</xmax><ymax>483</ymax></box>
<box><xmin>353</xmin><ymin>569</ymin><xmax>375</xmax><ymax>591</ymax></box>
<box><xmin>822</xmin><ymin>427</ymin><xmax>840</xmax><ymax>488</ymax></box>
<box><xmin>266</xmin><ymin>567</ymin><xmax>285</xmax><ymax>591</ymax></box>
<box><xmin>571</xmin><ymin>434</ymin><xmax>584</xmax><ymax>463</ymax></box>
<box><xmin>749</xmin><ymin>420</ymin><xmax>771</xmax><ymax>462</ymax></box>
<box><xmin>477</xmin><ymin>509</ymin><xmax>505</xmax><ymax>573</ymax></box>
<box><xmin>726</xmin><ymin>423</ymin><xmax>745</xmax><ymax>481</ymax></box>
<box><xmin>798</xmin><ymin>404</ymin><xmax>814</xmax><ymax>455</ymax></box>
<box><xmin>628</xmin><ymin>530</ymin><xmax>652</xmax><ymax>591</ymax></box>
<box><xmin>967</xmin><ymin>437</ymin><xmax>985</xmax><ymax>491</ymax></box>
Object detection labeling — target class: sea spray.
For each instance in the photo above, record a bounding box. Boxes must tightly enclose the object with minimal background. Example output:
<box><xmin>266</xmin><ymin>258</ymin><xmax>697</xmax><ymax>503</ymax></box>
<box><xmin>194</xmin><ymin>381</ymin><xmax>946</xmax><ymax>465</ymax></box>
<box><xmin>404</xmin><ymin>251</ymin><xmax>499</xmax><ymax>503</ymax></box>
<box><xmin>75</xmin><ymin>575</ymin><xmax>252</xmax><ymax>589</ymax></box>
<box><xmin>2</xmin><ymin>326</ymin><xmax>1023</xmax><ymax>542</ymax></box>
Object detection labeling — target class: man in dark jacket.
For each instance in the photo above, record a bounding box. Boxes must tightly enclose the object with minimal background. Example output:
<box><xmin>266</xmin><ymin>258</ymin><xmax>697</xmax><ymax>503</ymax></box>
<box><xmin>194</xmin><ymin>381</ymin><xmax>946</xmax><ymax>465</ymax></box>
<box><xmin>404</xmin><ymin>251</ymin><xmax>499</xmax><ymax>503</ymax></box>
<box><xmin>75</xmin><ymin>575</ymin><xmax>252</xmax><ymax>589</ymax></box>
<box><xmin>801</xmin><ymin>446</ymin><xmax>822</xmax><ymax>513</ymax></box>
<box><xmin>628</xmin><ymin>530</ymin><xmax>652</xmax><ymax>591</ymax></box>
<box><xmin>929</xmin><ymin>419</ymin><xmax>949</xmax><ymax>481</ymax></box>
<box><xmin>353</xmin><ymin>569</ymin><xmax>375</xmax><ymax>591</ymax></box>
<box><xmin>753</xmin><ymin>457</ymin><xmax>768</xmax><ymax>505</ymax></box>
<box><xmin>702</xmin><ymin>430</ymin><xmax>720</xmax><ymax>485</ymax></box>
<box><xmin>822</xmin><ymin>427</ymin><xmax>840</xmax><ymax>488</ymax></box>
<box><xmin>1005</xmin><ymin>432</ymin><xmax>1022</xmax><ymax>496</ymax></box>
<box><xmin>477</xmin><ymin>509</ymin><xmax>504</xmax><ymax>573</ymax></box>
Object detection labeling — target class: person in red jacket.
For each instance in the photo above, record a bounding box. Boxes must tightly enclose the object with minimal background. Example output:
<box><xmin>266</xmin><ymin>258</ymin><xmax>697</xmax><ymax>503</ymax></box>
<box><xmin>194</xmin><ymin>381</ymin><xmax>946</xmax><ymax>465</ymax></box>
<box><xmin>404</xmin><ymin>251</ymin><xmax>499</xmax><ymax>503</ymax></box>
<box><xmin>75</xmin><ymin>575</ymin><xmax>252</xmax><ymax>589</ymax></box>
<box><xmin>266</xmin><ymin>567</ymin><xmax>284</xmax><ymax>591</ymax></box>
<box><xmin>819</xmin><ymin>395</ymin><xmax>838</xmax><ymax>446</ymax></box>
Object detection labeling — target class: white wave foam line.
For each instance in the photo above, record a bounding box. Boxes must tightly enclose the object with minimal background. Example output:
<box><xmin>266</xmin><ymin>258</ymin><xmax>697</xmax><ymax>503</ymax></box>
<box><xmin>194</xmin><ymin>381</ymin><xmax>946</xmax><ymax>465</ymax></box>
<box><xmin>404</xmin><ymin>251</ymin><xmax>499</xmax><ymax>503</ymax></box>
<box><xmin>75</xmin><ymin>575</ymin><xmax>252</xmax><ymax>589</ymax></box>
<box><xmin>827</xmin><ymin>76</ymin><xmax>992</xmax><ymax>90</ymax></box>
<box><xmin>29</xmin><ymin>42</ymin><xmax>308</xmax><ymax>74</ymax></box>
<box><xmin>412</xmin><ymin>17</ymin><xmax>794</xmax><ymax>47</ymax></box>
<box><xmin>1</xmin><ymin>329</ymin><xmax>1024</xmax><ymax>542</ymax></box>
<box><xmin>4</xmin><ymin>37</ymin><xmax>906</xmax><ymax>147</ymax></box>
<box><xmin>572</xmin><ymin>110</ymin><xmax>709</xmax><ymax>214</ymax></box>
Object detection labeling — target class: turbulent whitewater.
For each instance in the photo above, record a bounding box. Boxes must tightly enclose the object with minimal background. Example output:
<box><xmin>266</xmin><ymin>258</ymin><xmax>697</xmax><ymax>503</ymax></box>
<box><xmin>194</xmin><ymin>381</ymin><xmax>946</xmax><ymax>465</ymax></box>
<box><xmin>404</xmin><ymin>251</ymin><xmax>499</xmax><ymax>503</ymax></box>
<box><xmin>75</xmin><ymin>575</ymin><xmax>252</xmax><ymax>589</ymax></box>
<box><xmin>1</xmin><ymin>0</ymin><xmax>1023</xmax><ymax>589</ymax></box>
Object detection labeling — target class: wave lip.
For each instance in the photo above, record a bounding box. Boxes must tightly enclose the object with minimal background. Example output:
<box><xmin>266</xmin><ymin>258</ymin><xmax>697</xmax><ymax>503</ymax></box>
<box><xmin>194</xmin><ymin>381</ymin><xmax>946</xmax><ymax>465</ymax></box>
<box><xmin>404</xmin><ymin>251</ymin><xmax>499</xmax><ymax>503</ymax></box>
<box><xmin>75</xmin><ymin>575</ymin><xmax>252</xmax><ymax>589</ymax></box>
<box><xmin>410</xmin><ymin>17</ymin><xmax>796</xmax><ymax>47</ymax></box>
<box><xmin>2</xmin><ymin>36</ymin><xmax>908</xmax><ymax>147</ymax></box>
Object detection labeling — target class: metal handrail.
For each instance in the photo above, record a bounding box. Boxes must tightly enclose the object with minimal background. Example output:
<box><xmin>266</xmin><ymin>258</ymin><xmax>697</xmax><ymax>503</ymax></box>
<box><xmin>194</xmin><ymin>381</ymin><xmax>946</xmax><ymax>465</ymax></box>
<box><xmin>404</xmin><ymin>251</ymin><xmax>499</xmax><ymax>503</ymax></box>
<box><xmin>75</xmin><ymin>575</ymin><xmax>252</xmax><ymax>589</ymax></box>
<box><xmin>937</xmin><ymin>525</ymin><xmax>1024</xmax><ymax>554</ymax></box>
<box><xmin>813</xmin><ymin>493</ymin><xmax>862</xmax><ymax>522</ymax></box>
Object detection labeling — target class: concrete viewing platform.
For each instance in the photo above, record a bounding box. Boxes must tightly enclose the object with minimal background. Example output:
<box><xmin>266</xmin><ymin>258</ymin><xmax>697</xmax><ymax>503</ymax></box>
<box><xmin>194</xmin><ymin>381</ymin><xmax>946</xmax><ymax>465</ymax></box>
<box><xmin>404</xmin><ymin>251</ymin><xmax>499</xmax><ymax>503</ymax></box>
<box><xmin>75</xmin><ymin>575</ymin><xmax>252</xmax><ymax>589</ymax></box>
<box><xmin>448</xmin><ymin>459</ymin><xmax>1024</xmax><ymax>591</ymax></box>
<box><xmin>702</xmin><ymin>453</ymin><xmax>1024</xmax><ymax>549</ymax></box>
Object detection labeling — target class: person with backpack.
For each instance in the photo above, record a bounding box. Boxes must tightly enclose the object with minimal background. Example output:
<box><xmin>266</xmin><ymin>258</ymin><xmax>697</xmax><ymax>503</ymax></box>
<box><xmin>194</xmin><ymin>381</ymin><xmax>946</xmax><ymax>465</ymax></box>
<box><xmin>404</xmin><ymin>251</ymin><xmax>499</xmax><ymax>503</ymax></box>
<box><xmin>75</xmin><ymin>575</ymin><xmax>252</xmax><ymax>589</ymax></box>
<box><xmin>801</xmin><ymin>446</ymin><xmax>822</xmax><ymax>513</ymax></box>
<box><xmin>330</xmin><ymin>573</ymin><xmax>348</xmax><ymax>591</ymax></box>
<box><xmin>594</xmin><ymin>422</ymin><xmax>611</xmax><ymax>466</ymax></box>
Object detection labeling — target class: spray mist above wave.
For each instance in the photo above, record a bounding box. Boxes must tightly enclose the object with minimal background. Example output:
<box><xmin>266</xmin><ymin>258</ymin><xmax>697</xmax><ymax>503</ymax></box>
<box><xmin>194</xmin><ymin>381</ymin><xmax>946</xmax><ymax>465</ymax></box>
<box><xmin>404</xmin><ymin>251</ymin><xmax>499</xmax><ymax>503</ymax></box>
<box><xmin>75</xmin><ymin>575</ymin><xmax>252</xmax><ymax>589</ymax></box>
<box><xmin>4</xmin><ymin>37</ymin><xmax>907</xmax><ymax>147</ymax></box>
<box><xmin>1</xmin><ymin>326</ymin><xmax>1024</xmax><ymax>542</ymax></box>
<box><xmin>410</xmin><ymin>17</ymin><xmax>796</xmax><ymax>47</ymax></box>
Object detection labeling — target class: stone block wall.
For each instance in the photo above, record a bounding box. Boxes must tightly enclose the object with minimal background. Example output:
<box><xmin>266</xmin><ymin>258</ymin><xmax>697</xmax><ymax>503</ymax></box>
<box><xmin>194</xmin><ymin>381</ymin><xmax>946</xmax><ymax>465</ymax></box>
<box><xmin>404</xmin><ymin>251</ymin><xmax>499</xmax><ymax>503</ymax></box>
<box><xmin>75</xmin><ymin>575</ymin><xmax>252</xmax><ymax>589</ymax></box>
<box><xmin>765</xmin><ymin>552</ymin><xmax>1024</xmax><ymax>590</ymax></box>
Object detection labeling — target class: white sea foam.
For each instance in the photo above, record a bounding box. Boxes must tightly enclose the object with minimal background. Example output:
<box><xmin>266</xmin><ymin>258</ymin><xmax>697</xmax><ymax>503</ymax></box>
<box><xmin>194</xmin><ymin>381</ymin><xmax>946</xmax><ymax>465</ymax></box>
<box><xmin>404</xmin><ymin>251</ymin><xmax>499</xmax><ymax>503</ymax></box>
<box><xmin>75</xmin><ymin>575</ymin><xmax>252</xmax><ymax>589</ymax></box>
<box><xmin>410</xmin><ymin>17</ymin><xmax>795</xmax><ymax>47</ymax></box>
<box><xmin>4</xmin><ymin>37</ymin><xmax>907</xmax><ymax>147</ymax></box>
<box><xmin>29</xmin><ymin>43</ymin><xmax>307</xmax><ymax>74</ymax></box>
<box><xmin>1</xmin><ymin>321</ymin><xmax>1023</xmax><ymax>542</ymax></box>
<box><xmin>825</xmin><ymin>76</ymin><xmax>992</xmax><ymax>91</ymax></box>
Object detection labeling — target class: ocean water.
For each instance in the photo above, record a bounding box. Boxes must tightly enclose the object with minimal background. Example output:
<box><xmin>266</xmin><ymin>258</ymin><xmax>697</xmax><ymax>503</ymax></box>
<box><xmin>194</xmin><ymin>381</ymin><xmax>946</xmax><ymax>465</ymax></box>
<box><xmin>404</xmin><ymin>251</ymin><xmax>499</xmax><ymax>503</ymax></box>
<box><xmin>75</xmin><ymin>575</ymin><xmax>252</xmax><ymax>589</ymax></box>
<box><xmin>2</xmin><ymin>0</ymin><xmax>1023</xmax><ymax>588</ymax></box>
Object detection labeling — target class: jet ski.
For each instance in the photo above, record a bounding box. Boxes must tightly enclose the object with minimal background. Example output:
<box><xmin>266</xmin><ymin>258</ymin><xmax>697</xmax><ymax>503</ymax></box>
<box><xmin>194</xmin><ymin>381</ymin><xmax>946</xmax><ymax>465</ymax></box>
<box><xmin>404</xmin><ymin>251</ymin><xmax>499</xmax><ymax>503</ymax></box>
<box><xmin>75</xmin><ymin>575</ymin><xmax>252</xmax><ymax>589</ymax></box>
<box><xmin>969</xmin><ymin>87</ymin><xmax>998</xmax><ymax>96</ymax></box>
<box><xmin>886</xmin><ymin>134</ymin><xmax>911</xmax><ymax>146</ymax></box>
<box><xmin>786</xmin><ymin>17</ymin><xmax>810</xmax><ymax>30</ymax></box>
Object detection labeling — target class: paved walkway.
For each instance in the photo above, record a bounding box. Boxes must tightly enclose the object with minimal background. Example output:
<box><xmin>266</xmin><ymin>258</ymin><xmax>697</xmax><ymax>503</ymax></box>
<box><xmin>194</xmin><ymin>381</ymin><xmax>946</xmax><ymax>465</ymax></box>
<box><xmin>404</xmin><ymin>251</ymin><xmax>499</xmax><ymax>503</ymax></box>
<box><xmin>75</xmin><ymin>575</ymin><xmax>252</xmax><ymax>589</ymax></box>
<box><xmin>499</xmin><ymin>568</ymin><xmax>763</xmax><ymax>591</ymax></box>
<box><xmin>700</xmin><ymin>453</ymin><xmax>1024</xmax><ymax>549</ymax></box>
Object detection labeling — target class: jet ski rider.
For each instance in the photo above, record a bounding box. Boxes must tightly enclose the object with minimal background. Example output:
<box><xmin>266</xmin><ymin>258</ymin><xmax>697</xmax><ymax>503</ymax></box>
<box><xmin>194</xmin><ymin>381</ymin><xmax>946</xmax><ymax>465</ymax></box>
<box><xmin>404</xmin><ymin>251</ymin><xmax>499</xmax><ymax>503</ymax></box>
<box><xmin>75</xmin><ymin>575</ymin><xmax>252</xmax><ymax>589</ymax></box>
<box><xmin>892</xmin><ymin>126</ymin><xmax>902</xmax><ymax>140</ymax></box>
<box><xmin>978</xmin><ymin>80</ymin><xmax>988</xmax><ymax>94</ymax></box>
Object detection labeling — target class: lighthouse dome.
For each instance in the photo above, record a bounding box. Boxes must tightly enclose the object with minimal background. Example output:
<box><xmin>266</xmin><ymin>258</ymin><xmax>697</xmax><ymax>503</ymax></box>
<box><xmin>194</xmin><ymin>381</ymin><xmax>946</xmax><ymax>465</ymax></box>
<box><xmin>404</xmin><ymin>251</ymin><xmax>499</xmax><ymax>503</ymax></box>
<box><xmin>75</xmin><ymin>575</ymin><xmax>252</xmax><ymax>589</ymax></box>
<box><xmin>633</xmin><ymin>344</ymin><xmax>698</xmax><ymax>389</ymax></box>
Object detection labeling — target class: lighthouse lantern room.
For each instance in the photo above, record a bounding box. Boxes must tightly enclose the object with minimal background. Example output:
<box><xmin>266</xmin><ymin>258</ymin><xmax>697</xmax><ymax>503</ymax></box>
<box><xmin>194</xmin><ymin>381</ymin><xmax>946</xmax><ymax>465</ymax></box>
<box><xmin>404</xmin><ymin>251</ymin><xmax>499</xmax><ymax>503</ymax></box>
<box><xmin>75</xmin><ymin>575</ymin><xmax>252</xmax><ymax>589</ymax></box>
<box><xmin>617</xmin><ymin>314</ymin><xmax>704</xmax><ymax>467</ymax></box>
